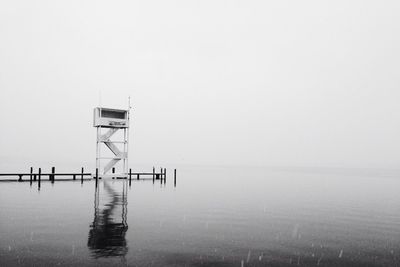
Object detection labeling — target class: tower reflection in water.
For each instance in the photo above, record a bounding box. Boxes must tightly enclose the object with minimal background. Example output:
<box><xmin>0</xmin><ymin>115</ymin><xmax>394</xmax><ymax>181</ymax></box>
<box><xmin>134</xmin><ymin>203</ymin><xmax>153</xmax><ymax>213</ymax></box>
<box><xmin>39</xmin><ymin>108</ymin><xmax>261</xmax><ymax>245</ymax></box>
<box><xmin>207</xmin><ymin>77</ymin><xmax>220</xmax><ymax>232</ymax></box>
<box><xmin>88</xmin><ymin>181</ymin><xmax>128</xmax><ymax>258</ymax></box>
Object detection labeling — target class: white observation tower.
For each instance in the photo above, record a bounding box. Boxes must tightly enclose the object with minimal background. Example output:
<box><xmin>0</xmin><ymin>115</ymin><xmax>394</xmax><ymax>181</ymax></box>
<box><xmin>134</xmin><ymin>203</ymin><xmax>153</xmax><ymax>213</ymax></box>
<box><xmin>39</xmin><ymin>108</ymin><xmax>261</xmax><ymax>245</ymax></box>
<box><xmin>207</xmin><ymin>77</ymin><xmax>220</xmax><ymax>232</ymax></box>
<box><xmin>94</xmin><ymin>107</ymin><xmax>130</xmax><ymax>178</ymax></box>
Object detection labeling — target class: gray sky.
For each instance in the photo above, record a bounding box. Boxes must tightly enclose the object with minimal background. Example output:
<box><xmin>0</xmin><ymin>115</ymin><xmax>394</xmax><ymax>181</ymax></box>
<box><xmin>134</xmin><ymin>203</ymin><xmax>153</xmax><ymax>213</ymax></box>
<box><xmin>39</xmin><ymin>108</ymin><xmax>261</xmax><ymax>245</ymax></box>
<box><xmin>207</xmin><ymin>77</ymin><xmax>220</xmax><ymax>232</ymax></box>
<box><xmin>0</xmin><ymin>0</ymin><xmax>399</xmax><ymax>169</ymax></box>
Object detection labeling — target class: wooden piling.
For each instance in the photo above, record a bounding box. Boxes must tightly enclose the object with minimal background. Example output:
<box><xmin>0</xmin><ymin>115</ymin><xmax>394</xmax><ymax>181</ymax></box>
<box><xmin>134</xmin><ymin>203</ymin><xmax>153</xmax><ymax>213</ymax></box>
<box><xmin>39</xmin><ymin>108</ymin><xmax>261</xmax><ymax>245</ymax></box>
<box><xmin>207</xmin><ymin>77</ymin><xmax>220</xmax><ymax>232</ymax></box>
<box><xmin>174</xmin><ymin>169</ymin><xmax>176</xmax><ymax>187</ymax></box>
<box><xmin>129</xmin><ymin>168</ymin><xmax>132</xmax><ymax>186</ymax></box>
<box><xmin>95</xmin><ymin>168</ymin><xmax>98</xmax><ymax>187</ymax></box>
<box><xmin>164</xmin><ymin>168</ymin><xmax>166</xmax><ymax>182</ymax></box>
<box><xmin>153</xmin><ymin>167</ymin><xmax>155</xmax><ymax>183</ymax></box>
<box><xmin>18</xmin><ymin>174</ymin><xmax>22</xmax><ymax>182</ymax></box>
<box><xmin>80</xmin><ymin>167</ymin><xmax>84</xmax><ymax>181</ymax></box>
<box><xmin>51</xmin><ymin>167</ymin><xmax>55</xmax><ymax>183</ymax></box>
<box><xmin>30</xmin><ymin>168</ymin><xmax>33</xmax><ymax>185</ymax></box>
<box><xmin>38</xmin><ymin>168</ymin><xmax>41</xmax><ymax>189</ymax></box>
<box><xmin>112</xmin><ymin>167</ymin><xmax>115</xmax><ymax>179</ymax></box>
<box><xmin>30</xmin><ymin>167</ymin><xmax>33</xmax><ymax>181</ymax></box>
<box><xmin>137</xmin><ymin>174</ymin><xmax>139</xmax><ymax>180</ymax></box>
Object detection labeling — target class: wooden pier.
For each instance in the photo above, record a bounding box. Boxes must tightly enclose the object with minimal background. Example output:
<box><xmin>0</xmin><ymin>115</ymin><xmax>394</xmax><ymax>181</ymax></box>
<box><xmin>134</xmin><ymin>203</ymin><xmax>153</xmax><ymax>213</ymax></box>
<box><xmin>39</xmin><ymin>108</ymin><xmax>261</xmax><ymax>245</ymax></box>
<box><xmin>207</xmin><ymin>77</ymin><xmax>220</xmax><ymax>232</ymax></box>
<box><xmin>0</xmin><ymin>167</ymin><xmax>176</xmax><ymax>185</ymax></box>
<box><xmin>0</xmin><ymin>172</ymin><xmax>93</xmax><ymax>182</ymax></box>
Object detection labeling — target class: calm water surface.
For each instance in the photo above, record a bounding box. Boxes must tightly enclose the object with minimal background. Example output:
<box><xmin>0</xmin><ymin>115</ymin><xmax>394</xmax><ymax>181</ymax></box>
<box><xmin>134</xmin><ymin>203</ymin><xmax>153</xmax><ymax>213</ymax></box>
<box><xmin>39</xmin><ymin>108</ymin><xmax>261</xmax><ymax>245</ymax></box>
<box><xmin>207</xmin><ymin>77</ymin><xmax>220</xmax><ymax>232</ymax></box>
<box><xmin>1</xmin><ymin>166</ymin><xmax>400</xmax><ymax>266</ymax></box>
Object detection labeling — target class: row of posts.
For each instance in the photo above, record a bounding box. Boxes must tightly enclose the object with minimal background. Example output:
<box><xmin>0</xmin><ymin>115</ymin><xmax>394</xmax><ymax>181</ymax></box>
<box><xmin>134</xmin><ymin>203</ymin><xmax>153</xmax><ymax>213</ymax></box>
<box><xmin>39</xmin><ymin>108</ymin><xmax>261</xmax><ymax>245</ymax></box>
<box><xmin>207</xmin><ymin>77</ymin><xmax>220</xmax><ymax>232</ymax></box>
<box><xmin>28</xmin><ymin>167</ymin><xmax>86</xmax><ymax>190</ymax></box>
<box><xmin>95</xmin><ymin>167</ymin><xmax>177</xmax><ymax>188</ymax></box>
<box><xmin>27</xmin><ymin>166</ymin><xmax>176</xmax><ymax>189</ymax></box>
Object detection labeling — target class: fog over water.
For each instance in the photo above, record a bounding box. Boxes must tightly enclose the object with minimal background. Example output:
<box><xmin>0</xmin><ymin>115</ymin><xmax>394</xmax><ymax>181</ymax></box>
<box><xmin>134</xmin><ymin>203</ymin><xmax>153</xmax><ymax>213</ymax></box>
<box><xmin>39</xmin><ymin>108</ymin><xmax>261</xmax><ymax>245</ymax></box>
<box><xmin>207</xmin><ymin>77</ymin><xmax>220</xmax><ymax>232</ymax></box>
<box><xmin>0</xmin><ymin>1</ymin><xmax>399</xmax><ymax>171</ymax></box>
<box><xmin>1</xmin><ymin>3</ymin><xmax>400</xmax><ymax>266</ymax></box>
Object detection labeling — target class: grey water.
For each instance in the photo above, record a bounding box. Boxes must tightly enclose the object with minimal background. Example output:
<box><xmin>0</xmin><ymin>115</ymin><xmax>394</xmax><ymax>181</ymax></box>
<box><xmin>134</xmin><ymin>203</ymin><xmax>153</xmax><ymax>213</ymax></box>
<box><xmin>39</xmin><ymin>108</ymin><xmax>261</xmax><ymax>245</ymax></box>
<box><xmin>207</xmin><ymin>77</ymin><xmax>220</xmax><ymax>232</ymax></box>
<box><xmin>1</xmin><ymin>166</ymin><xmax>400</xmax><ymax>266</ymax></box>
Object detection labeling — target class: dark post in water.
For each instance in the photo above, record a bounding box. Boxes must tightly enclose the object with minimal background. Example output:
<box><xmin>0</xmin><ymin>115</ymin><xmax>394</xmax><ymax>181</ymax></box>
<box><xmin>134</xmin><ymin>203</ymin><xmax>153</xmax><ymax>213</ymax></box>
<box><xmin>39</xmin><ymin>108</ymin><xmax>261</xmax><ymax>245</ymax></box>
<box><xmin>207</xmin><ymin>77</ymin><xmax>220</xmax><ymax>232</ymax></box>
<box><xmin>174</xmin><ymin>169</ymin><xmax>176</xmax><ymax>187</ymax></box>
<box><xmin>51</xmin><ymin>167</ymin><xmax>55</xmax><ymax>183</ymax></box>
<box><xmin>95</xmin><ymin>168</ymin><xmax>98</xmax><ymax>187</ymax></box>
<box><xmin>129</xmin><ymin>168</ymin><xmax>132</xmax><ymax>187</ymax></box>
<box><xmin>38</xmin><ymin>168</ymin><xmax>41</xmax><ymax>189</ymax></box>
<box><xmin>29</xmin><ymin>168</ymin><xmax>32</xmax><ymax>185</ymax></box>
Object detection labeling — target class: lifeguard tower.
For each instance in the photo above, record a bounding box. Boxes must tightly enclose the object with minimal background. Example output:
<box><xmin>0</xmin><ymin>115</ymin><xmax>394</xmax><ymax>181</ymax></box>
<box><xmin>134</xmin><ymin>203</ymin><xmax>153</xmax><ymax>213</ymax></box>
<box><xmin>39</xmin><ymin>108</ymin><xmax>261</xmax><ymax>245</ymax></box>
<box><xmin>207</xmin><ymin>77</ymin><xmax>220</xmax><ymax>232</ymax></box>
<box><xmin>94</xmin><ymin>107</ymin><xmax>130</xmax><ymax>178</ymax></box>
